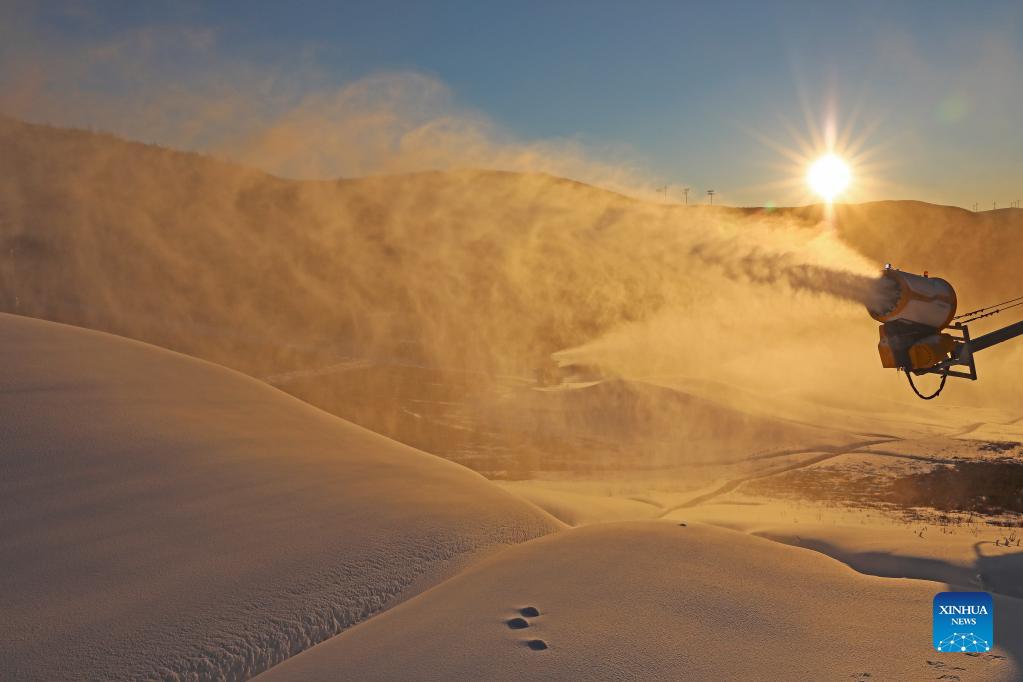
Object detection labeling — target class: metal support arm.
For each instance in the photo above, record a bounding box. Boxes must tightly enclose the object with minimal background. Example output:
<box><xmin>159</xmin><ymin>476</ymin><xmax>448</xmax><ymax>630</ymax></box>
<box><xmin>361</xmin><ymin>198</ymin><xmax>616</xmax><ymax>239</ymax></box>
<box><xmin>916</xmin><ymin>318</ymin><xmax>1023</xmax><ymax>382</ymax></box>
<box><xmin>968</xmin><ymin>320</ymin><xmax>1023</xmax><ymax>354</ymax></box>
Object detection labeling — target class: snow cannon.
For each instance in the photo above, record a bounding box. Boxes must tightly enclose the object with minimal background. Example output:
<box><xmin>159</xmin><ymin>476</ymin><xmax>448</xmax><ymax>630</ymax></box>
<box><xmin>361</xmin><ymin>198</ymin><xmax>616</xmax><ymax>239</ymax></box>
<box><xmin>869</xmin><ymin>265</ymin><xmax>1023</xmax><ymax>399</ymax></box>
<box><xmin>868</xmin><ymin>267</ymin><xmax>957</xmax><ymax>330</ymax></box>
<box><xmin>868</xmin><ymin>267</ymin><xmax>957</xmax><ymax>375</ymax></box>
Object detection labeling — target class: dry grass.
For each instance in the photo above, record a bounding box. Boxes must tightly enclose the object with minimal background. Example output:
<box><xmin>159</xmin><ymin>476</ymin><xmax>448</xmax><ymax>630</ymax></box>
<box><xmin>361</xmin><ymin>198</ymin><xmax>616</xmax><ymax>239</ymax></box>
<box><xmin>888</xmin><ymin>457</ymin><xmax>1023</xmax><ymax>515</ymax></box>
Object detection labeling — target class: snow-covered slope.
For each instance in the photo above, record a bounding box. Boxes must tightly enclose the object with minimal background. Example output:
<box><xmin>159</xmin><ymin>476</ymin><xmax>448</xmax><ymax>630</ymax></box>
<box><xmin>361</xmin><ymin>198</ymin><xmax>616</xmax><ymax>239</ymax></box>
<box><xmin>0</xmin><ymin>313</ymin><xmax>561</xmax><ymax>680</ymax></box>
<box><xmin>262</xmin><ymin>521</ymin><xmax>1022</xmax><ymax>681</ymax></box>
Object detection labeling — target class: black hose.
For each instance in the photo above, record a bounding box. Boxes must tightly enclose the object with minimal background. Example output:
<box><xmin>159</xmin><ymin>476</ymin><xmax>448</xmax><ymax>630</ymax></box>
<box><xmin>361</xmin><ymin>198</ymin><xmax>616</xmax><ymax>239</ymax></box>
<box><xmin>906</xmin><ymin>369</ymin><xmax>948</xmax><ymax>400</ymax></box>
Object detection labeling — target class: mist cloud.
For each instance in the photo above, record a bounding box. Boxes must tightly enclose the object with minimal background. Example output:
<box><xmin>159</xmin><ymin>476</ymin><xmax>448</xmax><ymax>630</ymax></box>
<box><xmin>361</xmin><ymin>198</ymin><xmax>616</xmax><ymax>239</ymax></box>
<box><xmin>5</xmin><ymin>2</ymin><xmax>1013</xmax><ymax>422</ymax></box>
<box><xmin>0</xmin><ymin>5</ymin><xmax>653</xmax><ymax>196</ymax></box>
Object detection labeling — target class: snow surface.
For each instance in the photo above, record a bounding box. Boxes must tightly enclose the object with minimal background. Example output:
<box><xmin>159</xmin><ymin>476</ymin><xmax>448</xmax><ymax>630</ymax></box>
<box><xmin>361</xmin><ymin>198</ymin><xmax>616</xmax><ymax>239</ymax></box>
<box><xmin>0</xmin><ymin>313</ymin><xmax>561</xmax><ymax>680</ymax></box>
<box><xmin>672</xmin><ymin>498</ymin><xmax>1023</xmax><ymax>599</ymax></box>
<box><xmin>498</xmin><ymin>481</ymin><xmax>662</xmax><ymax>525</ymax></box>
<box><xmin>262</xmin><ymin>521</ymin><xmax>1022</xmax><ymax>681</ymax></box>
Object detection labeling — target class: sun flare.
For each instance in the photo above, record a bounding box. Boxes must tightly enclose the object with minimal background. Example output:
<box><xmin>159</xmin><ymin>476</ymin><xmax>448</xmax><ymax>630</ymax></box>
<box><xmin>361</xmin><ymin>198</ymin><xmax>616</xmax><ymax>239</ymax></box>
<box><xmin>807</xmin><ymin>154</ymin><xmax>851</xmax><ymax>201</ymax></box>
<box><xmin>745</xmin><ymin>108</ymin><xmax>883</xmax><ymax>207</ymax></box>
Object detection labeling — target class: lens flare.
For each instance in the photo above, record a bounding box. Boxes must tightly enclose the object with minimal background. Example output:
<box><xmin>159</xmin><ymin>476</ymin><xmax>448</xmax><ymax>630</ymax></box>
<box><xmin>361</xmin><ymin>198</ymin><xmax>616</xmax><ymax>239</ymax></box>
<box><xmin>807</xmin><ymin>154</ymin><xmax>851</xmax><ymax>201</ymax></box>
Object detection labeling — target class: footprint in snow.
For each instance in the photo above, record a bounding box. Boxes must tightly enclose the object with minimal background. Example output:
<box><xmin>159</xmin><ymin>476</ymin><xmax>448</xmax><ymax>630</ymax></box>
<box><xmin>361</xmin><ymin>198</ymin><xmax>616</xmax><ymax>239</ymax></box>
<box><xmin>506</xmin><ymin>605</ymin><xmax>548</xmax><ymax>650</ymax></box>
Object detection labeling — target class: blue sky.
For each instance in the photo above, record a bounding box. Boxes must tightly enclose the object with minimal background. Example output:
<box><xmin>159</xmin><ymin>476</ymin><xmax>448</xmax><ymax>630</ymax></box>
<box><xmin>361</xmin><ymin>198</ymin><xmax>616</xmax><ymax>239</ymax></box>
<box><xmin>4</xmin><ymin>1</ymin><xmax>1023</xmax><ymax>207</ymax></box>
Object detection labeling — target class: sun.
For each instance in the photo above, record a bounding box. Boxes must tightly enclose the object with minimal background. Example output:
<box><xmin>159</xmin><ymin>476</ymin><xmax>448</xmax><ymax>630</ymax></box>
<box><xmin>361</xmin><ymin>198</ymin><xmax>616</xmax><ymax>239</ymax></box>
<box><xmin>743</xmin><ymin>99</ymin><xmax>887</xmax><ymax>208</ymax></box>
<box><xmin>807</xmin><ymin>154</ymin><xmax>851</xmax><ymax>201</ymax></box>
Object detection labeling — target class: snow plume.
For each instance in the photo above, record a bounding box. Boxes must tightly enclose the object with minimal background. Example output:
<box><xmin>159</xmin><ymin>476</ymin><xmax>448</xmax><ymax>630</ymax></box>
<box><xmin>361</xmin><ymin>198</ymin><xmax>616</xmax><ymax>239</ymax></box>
<box><xmin>689</xmin><ymin>241</ymin><xmax>898</xmax><ymax>311</ymax></box>
<box><xmin>546</xmin><ymin>214</ymin><xmax>906</xmax><ymax>402</ymax></box>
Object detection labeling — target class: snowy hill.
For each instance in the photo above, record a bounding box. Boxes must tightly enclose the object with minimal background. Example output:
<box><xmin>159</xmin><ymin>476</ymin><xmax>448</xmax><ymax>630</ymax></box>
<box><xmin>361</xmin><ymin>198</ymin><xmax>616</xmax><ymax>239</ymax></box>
<box><xmin>0</xmin><ymin>313</ymin><xmax>559</xmax><ymax>680</ymax></box>
<box><xmin>262</xmin><ymin>521</ymin><xmax>1023</xmax><ymax>681</ymax></box>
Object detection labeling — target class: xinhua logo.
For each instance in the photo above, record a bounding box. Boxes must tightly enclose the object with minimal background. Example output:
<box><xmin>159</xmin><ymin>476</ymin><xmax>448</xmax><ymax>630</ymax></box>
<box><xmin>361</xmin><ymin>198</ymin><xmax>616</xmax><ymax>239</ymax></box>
<box><xmin>933</xmin><ymin>592</ymin><xmax>993</xmax><ymax>652</ymax></box>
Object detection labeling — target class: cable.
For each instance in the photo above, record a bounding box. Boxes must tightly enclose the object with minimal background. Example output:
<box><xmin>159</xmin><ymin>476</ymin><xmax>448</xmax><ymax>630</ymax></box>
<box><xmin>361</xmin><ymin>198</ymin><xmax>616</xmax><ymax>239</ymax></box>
<box><xmin>954</xmin><ymin>294</ymin><xmax>1023</xmax><ymax>321</ymax></box>
<box><xmin>906</xmin><ymin>369</ymin><xmax>948</xmax><ymax>400</ymax></box>
<box><xmin>957</xmin><ymin>299</ymin><xmax>1023</xmax><ymax>325</ymax></box>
